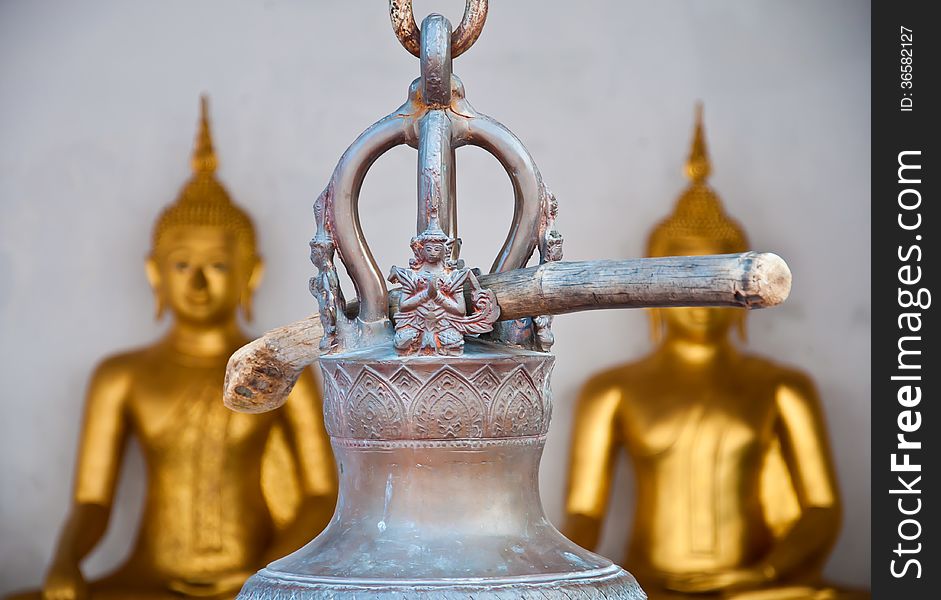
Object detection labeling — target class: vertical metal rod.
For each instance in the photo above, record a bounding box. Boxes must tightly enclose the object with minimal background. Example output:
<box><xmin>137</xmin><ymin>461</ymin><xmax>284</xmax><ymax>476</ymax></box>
<box><xmin>417</xmin><ymin>14</ymin><xmax>456</xmax><ymax>238</ymax></box>
<box><xmin>417</xmin><ymin>110</ymin><xmax>454</xmax><ymax>236</ymax></box>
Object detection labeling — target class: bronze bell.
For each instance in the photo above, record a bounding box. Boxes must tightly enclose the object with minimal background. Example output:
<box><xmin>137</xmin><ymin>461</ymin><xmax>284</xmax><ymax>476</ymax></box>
<box><xmin>222</xmin><ymin>1</ymin><xmax>792</xmax><ymax>597</ymax></box>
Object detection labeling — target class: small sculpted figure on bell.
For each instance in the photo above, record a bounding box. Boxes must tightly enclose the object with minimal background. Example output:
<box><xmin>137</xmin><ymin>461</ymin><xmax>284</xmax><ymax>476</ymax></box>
<box><xmin>389</xmin><ymin>208</ymin><xmax>499</xmax><ymax>356</ymax></box>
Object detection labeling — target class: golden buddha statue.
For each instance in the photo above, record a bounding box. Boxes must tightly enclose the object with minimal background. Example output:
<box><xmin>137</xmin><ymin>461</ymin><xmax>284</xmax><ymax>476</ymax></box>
<box><xmin>563</xmin><ymin>107</ymin><xmax>864</xmax><ymax>600</ymax></box>
<box><xmin>7</xmin><ymin>97</ymin><xmax>337</xmax><ymax>600</ymax></box>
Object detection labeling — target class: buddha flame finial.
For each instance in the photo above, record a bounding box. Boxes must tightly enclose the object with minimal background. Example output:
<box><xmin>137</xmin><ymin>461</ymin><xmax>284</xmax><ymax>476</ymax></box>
<box><xmin>684</xmin><ymin>102</ymin><xmax>711</xmax><ymax>184</ymax></box>
<box><xmin>152</xmin><ymin>95</ymin><xmax>256</xmax><ymax>260</ymax></box>
<box><xmin>647</xmin><ymin>104</ymin><xmax>748</xmax><ymax>257</ymax></box>
<box><xmin>191</xmin><ymin>94</ymin><xmax>219</xmax><ymax>174</ymax></box>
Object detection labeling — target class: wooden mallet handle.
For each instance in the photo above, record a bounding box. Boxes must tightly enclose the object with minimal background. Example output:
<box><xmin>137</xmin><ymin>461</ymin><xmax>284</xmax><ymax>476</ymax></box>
<box><xmin>224</xmin><ymin>251</ymin><xmax>790</xmax><ymax>413</ymax></box>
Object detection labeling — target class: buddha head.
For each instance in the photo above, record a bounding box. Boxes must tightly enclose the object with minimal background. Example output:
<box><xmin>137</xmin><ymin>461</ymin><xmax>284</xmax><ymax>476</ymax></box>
<box><xmin>646</xmin><ymin>105</ymin><xmax>749</xmax><ymax>344</ymax></box>
<box><xmin>146</xmin><ymin>96</ymin><xmax>263</xmax><ymax>326</ymax></box>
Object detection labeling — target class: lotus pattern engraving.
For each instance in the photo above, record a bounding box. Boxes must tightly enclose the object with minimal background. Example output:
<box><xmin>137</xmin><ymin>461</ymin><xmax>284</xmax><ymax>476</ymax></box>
<box><xmin>345</xmin><ymin>367</ymin><xmax>406</xmax><ymax>439</ymax></box>
<box><xmin>490</xmin><ymin>366</ymin><xmax>545</xmax><ymax>436</ymax></box>
<box><xmin>391</xmin><ymin>367</ymin><xmax>423</xmax><ymax>401</ymax></box>
<box><xmin>334</xmin><ymin>367</ymin><xmax>353</xmax><ymax>397</ymax></box>
<box><xmin>411</xmin><ymin>367</ymin><xmax>485</xmax><ymax>438</ymax></box>
<box><xmin>321</xmin><ymin>372</ymin><xmax>345</xmax><ymax>435</ymax></box>
<box><xmin>471</xmin><ymin>366</ymin><xmax>501</xmax><ymax>401</ymax></box>
<box><xmin>319</xmin><ymin>356</ymin><xmax>554</xmax><ymax>440</ymax></box>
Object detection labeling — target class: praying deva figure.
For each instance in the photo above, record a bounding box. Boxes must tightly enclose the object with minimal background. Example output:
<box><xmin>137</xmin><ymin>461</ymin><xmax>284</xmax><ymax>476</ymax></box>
<box><xmin>563</xmin><ymin>107</ymin><xmax>866</xmax><ymax>600</ymax></box>
<box><xmin>388</xmin><ymin>208</ymin><xmax>498</xmax><ymax>356</ymax></box>
<box><xmin>7</xmin><ymin>98</ymin><xmax>337</xmax><ymax>600</ymax></box>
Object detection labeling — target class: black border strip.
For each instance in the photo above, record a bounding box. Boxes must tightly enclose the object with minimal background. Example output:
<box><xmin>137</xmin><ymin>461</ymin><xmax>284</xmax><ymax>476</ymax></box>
<box><xmin>872</xmin><ymin>1</ymin><xmax>937</xmax><ymax>597</ymax></box>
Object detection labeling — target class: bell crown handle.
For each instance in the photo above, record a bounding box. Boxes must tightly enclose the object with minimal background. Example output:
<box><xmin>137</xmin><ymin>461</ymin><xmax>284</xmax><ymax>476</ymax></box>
<box><xmin>310</xmin><ymin>10</ymin><xmax>557</xmax><ymax>352</ymax></box>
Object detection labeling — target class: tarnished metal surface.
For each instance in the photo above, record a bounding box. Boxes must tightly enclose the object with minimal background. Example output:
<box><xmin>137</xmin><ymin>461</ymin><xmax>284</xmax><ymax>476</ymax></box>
<box><xmin>239</xmin><ymin>339</ymin><xmax>643</xmax><ymax>599</ymax></box>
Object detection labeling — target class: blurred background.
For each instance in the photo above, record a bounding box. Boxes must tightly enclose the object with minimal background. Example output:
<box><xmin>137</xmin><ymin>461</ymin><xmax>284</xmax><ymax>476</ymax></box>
<box><xmin>0</xmin><ymin>0</ymin><xmax>870</xmax><ymax>593</ymax></box>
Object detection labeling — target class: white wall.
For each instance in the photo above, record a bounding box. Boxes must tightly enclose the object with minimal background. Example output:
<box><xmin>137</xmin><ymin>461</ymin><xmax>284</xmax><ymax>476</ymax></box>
<box><xmin>0</xmin><ymin>0</ymin><xmax>870</xmax><ymax>593</ymax></box>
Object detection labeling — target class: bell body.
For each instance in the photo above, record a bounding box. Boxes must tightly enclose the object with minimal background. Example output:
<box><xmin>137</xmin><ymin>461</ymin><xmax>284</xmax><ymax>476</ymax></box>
<box><xmin>237</xmin><ymin>340</ymin><xmax>642</xmax><ymax>599</ymax></box>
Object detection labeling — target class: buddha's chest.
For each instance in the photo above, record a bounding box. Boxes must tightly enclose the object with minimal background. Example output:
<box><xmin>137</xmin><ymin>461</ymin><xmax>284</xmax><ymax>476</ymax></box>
<box><xmin>620</xmin><ymin>378</ymin><xmax>778</xmax><ymax>461</ymax></box>
<box><xmin>126</xmin><ymin>365</ymin><xmax>277</xmax><ymax>453</ymax></box>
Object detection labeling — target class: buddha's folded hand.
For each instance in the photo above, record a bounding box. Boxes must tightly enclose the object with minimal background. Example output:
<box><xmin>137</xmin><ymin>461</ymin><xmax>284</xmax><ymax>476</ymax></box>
<box><xmin>42</xmin><ymin>562</ymin><xmax>88</xmax><ymax>600</ymax></box>
<box><xmin>666</xmin><ymin>566</ymin><xmax>772</xmax><ymax>593</ymax></box>
<box><xmin>168</xmin><ymin>570</ymin><xmax>256</xmax><ymax>597</ymax></box>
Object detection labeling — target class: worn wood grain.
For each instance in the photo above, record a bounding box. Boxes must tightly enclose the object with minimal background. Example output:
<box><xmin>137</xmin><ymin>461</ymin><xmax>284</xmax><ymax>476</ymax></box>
<box><xmin>472</xmin><ymin>251</ymin><xmax>791</xmax><ymax>319</ymax></box>
<box><xmin>223</xmin><ymin>315</ymin><xmax>324</xmax><ymax>413</ymax></box>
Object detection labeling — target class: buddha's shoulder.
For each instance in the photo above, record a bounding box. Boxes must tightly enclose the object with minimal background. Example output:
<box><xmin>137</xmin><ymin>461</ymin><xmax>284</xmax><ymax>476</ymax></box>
<box><xmin>578</xmin><ymin>356</ymin><xmax>657</xmax><ymax>395</ymax></box>
<box><xmin>91</xmin><ymin>345</ymin><xmax>163</xmax><ymax>378</ymax></box>
<box><xmin>738</xmin><ymin>353</ymin><xmax>817</xmax><ymax>392</ymax></box>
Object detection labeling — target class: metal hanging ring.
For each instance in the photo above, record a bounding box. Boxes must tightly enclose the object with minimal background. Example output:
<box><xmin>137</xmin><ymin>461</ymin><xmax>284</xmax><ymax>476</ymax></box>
<box><xmin>389</xmin><ymin>0</ymin><xmax>488</xmax><ymax>59</ymax></box>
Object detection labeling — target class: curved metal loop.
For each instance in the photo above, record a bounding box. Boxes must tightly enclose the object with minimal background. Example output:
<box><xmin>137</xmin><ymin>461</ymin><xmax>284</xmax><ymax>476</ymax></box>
<box><xmin>456</xmin><ymin>115</ymin><xmax>545</xmax><ymax>275</ymax></box>
<box><xmin>317</xmin><ymin>108</ymin><xmax>415</xmax><ymax>328</ymax></box>
<box><xmin>390</xmin><ymin>0</ymin><xmax>488</xmax><ymax>59</ymax></box>
<box><xmin>315</xmin><ymin>76</ymin><xmax>546</xmax><ymax>350</ymax></box>
<box><xmin>418</xmin><ymin>110</ymin><xmax>456</xmax><ymax>238</ymax></box>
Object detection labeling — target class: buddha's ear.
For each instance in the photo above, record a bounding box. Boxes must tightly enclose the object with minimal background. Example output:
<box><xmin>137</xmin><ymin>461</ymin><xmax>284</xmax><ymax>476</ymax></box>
<box><xmin>241</xmin><ymin>256</ymin><xmax>265</xmax><ymax>322</ymax></box>
<box><xmin>648</xmin><ymin>308</ymin><xmax>663</xmax><ymax>344</ymax></box>
<box><xmin>145</xmin><ymin>257</ymin><xmax>166</xmax><ymax>321</ymax></box>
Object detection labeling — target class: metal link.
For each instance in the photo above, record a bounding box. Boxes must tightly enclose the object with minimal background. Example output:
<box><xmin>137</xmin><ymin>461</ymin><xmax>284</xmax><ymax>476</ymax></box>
<box><xmin>389</xmin><ymin>0</ymin><xmax>488</xmax><ymax>58</ymax></box>
<box><xmin>420</xmin><ymin>15</ymin><xmax>453</xmax><ymax>105</ymax></box>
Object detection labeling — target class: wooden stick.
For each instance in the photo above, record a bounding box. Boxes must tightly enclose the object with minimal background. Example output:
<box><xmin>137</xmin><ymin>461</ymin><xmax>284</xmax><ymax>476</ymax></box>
<box><xmin>224</xmin><ymin>252</ymin><xmax>790</xmax><ymax>413</ymax></box>
<box><xmin>473</xmin><ymin>252</ymin><xmax>791</xmax><ymax>319</ymax></box>
<box><xmin>223</xmin><ymin>315</ymin><xmax>324</xmax><ymax>414</ymax></box>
